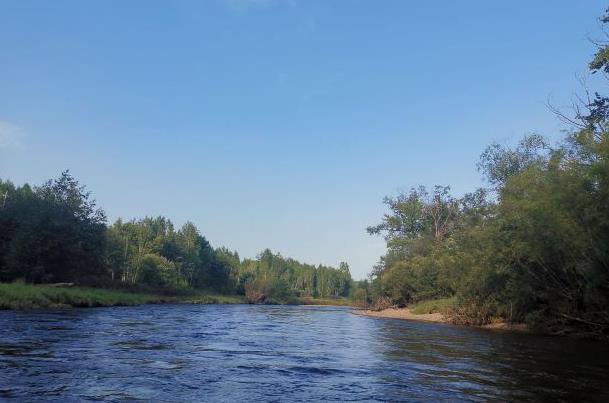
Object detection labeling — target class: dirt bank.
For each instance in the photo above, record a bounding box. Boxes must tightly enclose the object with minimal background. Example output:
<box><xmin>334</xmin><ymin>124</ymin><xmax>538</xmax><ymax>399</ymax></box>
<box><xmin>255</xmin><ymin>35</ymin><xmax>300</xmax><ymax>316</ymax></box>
<box><xmin>353</xmin><ymin>307</ymin><xmax>529</xmax><ymax>332</ymax></box>
<box><xmin>352</xmin><ymin>307</ymin><xmax>445</xmax><ymax>323</ymax></box>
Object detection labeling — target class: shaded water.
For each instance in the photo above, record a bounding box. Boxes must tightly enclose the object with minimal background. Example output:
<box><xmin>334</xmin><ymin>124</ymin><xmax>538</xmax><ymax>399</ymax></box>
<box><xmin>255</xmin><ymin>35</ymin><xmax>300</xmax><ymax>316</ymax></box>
<box><xmin>0</xmin><ymin>305</ymin><xmax>608</xmax><ymax>401</ymax></box>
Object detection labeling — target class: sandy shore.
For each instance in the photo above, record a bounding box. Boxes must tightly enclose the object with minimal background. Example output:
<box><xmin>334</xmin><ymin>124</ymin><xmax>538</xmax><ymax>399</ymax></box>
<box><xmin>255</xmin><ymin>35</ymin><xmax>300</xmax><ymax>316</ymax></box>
<box><xmin>353</xmin><ymin>307</ymin><xmax>529</xmax><ymax>332</ymax></box>
<box><xmin>352</xmin><ymin>307</ymin><xmax>445</xmax><ymax>323</ymax></box>
<box><xmin>481</xmin><ymin>322</ymin><xmax>528</xmax><ymax>331</ymax></box>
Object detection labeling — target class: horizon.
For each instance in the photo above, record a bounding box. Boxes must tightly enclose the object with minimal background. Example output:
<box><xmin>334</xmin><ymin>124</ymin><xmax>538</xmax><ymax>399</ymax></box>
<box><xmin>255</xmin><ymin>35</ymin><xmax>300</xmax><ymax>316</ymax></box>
<box><xmin>1</xmin><ymin>0</ymin><xmax>606</xmax><ymax>279</ymax></box>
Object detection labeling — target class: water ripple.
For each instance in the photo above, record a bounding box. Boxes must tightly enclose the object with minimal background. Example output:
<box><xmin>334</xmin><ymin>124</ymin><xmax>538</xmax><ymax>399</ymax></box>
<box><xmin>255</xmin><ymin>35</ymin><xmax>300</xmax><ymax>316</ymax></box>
<box><xmin>0</xmin><ymin>305</ymin><xmax>608</xmax><ymax>401</ymax></box>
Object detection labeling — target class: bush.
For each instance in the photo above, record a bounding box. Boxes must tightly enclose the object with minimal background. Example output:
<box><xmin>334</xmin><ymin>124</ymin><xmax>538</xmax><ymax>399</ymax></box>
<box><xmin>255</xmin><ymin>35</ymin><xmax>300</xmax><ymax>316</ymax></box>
<box><xmin>410</xmin><ymin>297</ymin><xmax>456</xmax><ymax>315</ymax></box>
<box><xmin>244</xmin><ymin>277</ymin><xmax>298</xmax><ymax>305</ymax></box>
<box><xmin>137</xmin><ymin>254</ymin><xmax>188</xmax><ymax>293</ymax></box>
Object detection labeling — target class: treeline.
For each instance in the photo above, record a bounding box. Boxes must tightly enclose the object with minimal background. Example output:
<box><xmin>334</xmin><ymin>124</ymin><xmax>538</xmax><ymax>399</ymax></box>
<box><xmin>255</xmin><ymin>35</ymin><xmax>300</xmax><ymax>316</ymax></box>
<box><xmin>364</xmin><ymin>9</ymin><xmax>609</xmax><ymax>339</ymax></box>
<box><xmin>237</xmin><ymin>251</ymin><xmax>352</xmax><ymax>304</ymax></box>
<box><xmin>0</xmin><ymin>174</ymin><xmax>351</xmax><ymax>303</ymax></box>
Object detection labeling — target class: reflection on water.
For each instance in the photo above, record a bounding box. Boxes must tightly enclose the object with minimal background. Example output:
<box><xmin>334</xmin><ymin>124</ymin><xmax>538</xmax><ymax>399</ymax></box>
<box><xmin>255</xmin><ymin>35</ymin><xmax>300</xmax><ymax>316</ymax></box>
<box><xmin>0</xmin><ymin>305</ymin><xmax>608</xmax><ymax>401</ymax></box>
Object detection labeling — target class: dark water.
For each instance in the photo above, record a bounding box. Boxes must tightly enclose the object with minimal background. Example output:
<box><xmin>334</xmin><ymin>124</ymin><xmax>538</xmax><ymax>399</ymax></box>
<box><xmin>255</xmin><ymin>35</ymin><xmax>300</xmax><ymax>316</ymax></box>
<box><xmin>1</xmin><ymin>305</ymin><xmax>608</xmax><ymax>402</ymax></box>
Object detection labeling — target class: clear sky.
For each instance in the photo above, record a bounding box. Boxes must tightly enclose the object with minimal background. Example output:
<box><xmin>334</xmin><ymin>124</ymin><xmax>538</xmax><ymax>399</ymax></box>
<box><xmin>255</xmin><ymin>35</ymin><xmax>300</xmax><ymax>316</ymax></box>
<box><xmin>0</xmin><ymin>0</ymin><xmax>606</xmax><ymax>279</ymax></box>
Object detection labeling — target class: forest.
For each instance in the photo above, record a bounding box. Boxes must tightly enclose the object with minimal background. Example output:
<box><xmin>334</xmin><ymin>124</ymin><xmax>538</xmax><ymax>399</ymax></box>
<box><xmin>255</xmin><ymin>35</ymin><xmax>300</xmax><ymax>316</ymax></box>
<box><xmin>358</xmin><ymin>10</ymin><xmax>609</xmax><ymax>339</ymax></box>
<box><xmin>0</xmin><ymin>174</ymin><xmax>352</xmax><ymax>305</ymax></box>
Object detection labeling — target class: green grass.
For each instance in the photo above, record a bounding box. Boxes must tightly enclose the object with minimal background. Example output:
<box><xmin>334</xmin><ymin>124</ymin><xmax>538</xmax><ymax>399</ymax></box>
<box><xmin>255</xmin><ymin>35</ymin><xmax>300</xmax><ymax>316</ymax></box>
<box><xmin>0</xmin><ymin>282</ymin><xmax>164</xmax><ymax>309</ymax></box>
<box><xmin>409</xmin><ymin>297</ymin><xmax>456</xmax><ymax>315</ymax></box>
<box><xmin>0</xmin><ymin>282</ymin><xmax>246</xmax><ymax>310</ymax></box>
<box><xmin>299</xmin><ymin>296</ymin><xmax>352</xmax><ymax>306</ymax></box>
<box><xmin>0</xmin><ymin>282</ymin><xmax>354</xmax><ymax>310</ymax></box>
<box><xmin>178</xmin><ymin>293</ymin><xmax>246</xmax><ymax>304</ymax></box>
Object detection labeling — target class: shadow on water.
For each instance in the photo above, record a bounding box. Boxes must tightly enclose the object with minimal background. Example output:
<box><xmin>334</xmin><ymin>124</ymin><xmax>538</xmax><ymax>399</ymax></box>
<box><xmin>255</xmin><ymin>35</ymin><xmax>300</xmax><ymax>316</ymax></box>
<box><xmin>0</xmin><ymin>305</ymin><xmax>608</xmax><ymax>401</ymax></box>
<box><xmin>373</xmin><ymin>319</ymin><xmax>609</xmax><ymax>401</ymax></box>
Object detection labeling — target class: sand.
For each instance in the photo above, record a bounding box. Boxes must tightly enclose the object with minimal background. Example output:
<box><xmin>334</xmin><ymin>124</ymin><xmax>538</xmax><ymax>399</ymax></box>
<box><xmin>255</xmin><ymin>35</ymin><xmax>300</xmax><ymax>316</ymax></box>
<box><xmin>353</xmin><ymin>307</ymin><xmax>529</xmax><ymax>332</ymax></box>
<box><xmin>352</xmin><ymin>307</ymin><xmax>445</xmax><ymax>323</ymax></box>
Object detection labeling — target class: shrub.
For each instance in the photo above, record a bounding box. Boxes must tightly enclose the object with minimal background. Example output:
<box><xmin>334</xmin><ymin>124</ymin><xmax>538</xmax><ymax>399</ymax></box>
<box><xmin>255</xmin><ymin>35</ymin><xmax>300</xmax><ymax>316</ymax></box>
<box><xmin>137</xmin><ymin>254</ymin><xmax>187</xmax><ymax>293</ymax></box>
<box><xmin>244</xmin><ymin>277</ymin><xmax>298</xmax><ymax>304</ymax></box>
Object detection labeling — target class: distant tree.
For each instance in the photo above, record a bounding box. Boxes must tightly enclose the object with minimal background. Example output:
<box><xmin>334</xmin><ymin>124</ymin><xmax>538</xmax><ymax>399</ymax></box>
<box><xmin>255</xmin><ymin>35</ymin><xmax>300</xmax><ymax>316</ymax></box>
<box><xmin>0</xmin><ymin>171</ymin><xmax>107</xmax><ymax>284</ymax></box>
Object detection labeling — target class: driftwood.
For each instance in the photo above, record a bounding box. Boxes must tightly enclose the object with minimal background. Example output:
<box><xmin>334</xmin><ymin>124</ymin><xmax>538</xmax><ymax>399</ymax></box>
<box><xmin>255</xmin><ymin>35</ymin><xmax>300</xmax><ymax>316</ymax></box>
<box><xmin>46</xmin><ymin>282</ymin><xmax>74</xmax><ymax>287</ymax></box>
<box><xmin>244</xmin><ymin>287</ymin><xmax>266</xmax><ymax>304</ymax></box>
<box><xmin>370</xmin><ymin>297</ymin><xmax>393</xmax><ymax>311</ymax></box>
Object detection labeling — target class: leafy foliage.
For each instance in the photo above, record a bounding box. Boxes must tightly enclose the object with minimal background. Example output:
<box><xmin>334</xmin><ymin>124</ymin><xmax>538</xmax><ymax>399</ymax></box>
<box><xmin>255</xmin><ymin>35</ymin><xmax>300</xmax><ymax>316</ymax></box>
<box><xmin>0</xmin><ymin>171</ymin><xmax>106</xmax><ymax>284</ymax></box>
<box><xmin>0</xmin><ymin>173</ymin><xmax>352</xmax><ymax>303</ymax></box>
<box><xmin>366</xmin><ymin>8</ymin><xmax>609</xmax><ymax>338</ymax></box>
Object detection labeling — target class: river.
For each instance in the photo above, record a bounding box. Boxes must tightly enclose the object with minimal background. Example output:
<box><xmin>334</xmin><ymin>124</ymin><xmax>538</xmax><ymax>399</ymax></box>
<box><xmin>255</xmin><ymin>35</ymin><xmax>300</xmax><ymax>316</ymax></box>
<box><xmin>1</xmin><ymin>305</ymin><xmax>608</xmax><ymax>401</ymax></box>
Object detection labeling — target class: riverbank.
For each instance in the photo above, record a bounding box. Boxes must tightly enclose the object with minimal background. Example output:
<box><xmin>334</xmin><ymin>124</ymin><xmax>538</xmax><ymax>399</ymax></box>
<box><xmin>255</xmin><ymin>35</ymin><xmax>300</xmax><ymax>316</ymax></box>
<box><xmin>0</xmin><ymin>283</ymin><xmax>353</xmax><ymax>310</ymax></box>
<box><xmin>300</xmin><ymin>297</ymin><xmax>352</xmax><ymax>306</ymax></box>
<box><xmin>353</xmin><ymin>307</ymin><xmax>528</xmax><ymax>332</ymax></box>
<box><xmin>352</xmin><ymin>307</ymin><xmax>445</xmax><ymax>323</ymax></box>
<box><xmin>0</xmin><ymin>282</ymin><xmax>247</xmax><ymax>310</ymax></box>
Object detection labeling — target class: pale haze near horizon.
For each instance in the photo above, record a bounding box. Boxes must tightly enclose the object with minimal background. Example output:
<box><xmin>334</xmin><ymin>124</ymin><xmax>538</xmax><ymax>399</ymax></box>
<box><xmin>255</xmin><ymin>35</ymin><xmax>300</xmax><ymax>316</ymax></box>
<box><xmin>0</xmin><ymin>0</ymin><xmax>605</xmax><ymax>279</ymax></box>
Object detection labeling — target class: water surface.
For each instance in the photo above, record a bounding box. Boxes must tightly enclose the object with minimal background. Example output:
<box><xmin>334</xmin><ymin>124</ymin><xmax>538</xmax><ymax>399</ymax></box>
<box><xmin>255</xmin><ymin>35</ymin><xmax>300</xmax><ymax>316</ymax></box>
<box><xmin>1</xmin><ymin>305</ymin><xmax>608</xmax><ymax>401</ymax></box>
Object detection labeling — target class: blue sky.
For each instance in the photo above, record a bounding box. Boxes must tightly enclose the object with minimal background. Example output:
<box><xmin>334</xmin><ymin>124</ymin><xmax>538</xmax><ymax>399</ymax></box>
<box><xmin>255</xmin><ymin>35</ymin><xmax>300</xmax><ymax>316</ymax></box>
<box><xmin>0</xmin><ymin>0</ymin><xmax>606</xmax><ymax>279</ymax></box>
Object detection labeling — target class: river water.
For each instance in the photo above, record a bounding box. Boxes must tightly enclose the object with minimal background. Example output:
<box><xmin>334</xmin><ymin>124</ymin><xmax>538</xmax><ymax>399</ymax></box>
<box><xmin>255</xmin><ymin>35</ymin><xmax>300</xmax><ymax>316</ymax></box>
<box><xmin>0</xmin><ymin>304</ymin><xmax>608</xmax><ymax>401</ymax></box>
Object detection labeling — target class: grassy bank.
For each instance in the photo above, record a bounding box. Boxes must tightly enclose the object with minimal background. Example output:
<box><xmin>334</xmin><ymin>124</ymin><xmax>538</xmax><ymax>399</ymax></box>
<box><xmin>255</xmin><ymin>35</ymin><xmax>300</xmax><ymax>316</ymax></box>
<box><xmin>0</xmin><ymin>283</ymin><xmax>163</xmax><ymax>309</ymax></box>
<box><xmin>299</xmin><ymin>296</ymin><xmax>352</xmax><ymax>306</ymax></box>
<box><xmin>0</xmin><ymin>282</ymin><xmax>245</xmax><ymax>310</ymax></box>
<box><xmin>178</xmin><ymin>293</ymin><xmax>246</xmax><ymax>305</ymax></box>
<box><xmin>409</xmin><ymin>297</ymin><xmax>456</xmax><ymax>315</ymax></box>
<box><xmin>0</xmin><ymin>282</ymin><xmax>357</xmax><ymax>310</ymax></box>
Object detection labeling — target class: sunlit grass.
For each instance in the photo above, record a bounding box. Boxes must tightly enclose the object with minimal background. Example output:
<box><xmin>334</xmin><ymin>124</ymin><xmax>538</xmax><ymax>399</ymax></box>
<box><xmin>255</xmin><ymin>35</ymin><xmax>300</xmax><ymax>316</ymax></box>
<box><xmin>300</xmin><ymin>297</ymin><xmax>352</xmax><ymax>306</ymax></box>
<box><xmin>0</xmin><ymin>282</ymin><xmax>162</xmax><ymax>309</ymax></box>
<box><xmin>179</xmin><ymin>293</ymin><xmax>246</xmax><ymax>304</ymax></box>
<box><xmin>0</xmin><ymin>282</ymin><xmax>354</xmax><ymax>309</ymax></box>
<box><xmin>409</xmin><ymin>297</ymin><xmax>456</xmax><ymax>315</ymax></box>
<box><xmin>0</xmin><ymin>282</ymin><xmax>246</xmax><ymax>309</ymax></box>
